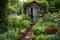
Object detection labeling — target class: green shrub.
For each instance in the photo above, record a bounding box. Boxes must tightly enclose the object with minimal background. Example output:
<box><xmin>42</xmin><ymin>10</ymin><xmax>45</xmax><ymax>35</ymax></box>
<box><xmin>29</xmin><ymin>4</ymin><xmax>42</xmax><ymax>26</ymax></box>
<box><xmin>8</xmin><ymin>14</ymin><xmax>31</xmax><ymax>29</ymax></box>
<box><xmin>47</xmin><ymin>34</ymin><xmax>58</xmax><ymax>40</ymax></box>
<box><xmin>32</xmin><ymin>18</ymin><xmax>57</xmax><ymax>35</ymax></box>
<box><xmin>43</xmin><ymin>13</ymin><xmax>60</xmax><ymax>22</ymax></box>
<box><xmin>35</xmin><ymin>35</ymin><xmax>47</xmax><ymax>40</ymax></box>
<box><xmin>0</xmin><ymin>28</ymin><xmax>19</xmax><ymax>40</ymax></box>
<box><xmin>32</xmin><ymin>25</ymin><xmax>45</xmax><ymax>35</ymax></box>
<box><xmin>7</xmin><ymin>14</ymin><xmax>31</xmax><ymax>35</ymax></box>
<box><xmin>56</xmin><ymin>32</ymin><xmax>60</xmax><ymax>40</ymax></box>
<box><xmin>32</xmin><ymin>18</ymin><xmax>45</xmax><ymax>35</ymax></box>
<box><xmin>0</xmin><ymin>14</ymin><xmax>31</xmax><ymax>40</ymax></box>
<box><xmin>43</xmin><ymin>13</ymin><xmax>52</xmax><ymax>22</ymax></box>
<box><xmin>55</xmin><ymin>24</ymin><xmax>60</xmax><ymax>40</ymax></box>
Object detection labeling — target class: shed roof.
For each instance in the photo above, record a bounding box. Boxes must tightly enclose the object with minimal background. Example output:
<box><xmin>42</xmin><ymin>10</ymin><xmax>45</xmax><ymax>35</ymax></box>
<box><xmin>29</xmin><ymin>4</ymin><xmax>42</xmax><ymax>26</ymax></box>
<box><xmin>24</xmin><ymin>1</ymin><xmax>43</xmax><ymax>8</ymax></box>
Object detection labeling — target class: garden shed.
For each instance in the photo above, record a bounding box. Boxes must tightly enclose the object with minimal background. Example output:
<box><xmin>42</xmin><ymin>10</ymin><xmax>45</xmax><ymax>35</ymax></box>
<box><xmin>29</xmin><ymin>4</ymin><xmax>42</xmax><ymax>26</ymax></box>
<box><xmin>24</xmin><ymin>1</ymin><xmax>44</xmax><ymax>23</ymax></box>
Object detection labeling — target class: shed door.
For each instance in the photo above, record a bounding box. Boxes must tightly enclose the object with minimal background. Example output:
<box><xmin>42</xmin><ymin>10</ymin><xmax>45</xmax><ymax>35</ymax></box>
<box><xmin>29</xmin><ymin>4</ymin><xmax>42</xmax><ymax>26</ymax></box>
<box><xmin>33</xmin><ymin>8</ymin><xmax>38</xmax><ymax>23</ymax></box>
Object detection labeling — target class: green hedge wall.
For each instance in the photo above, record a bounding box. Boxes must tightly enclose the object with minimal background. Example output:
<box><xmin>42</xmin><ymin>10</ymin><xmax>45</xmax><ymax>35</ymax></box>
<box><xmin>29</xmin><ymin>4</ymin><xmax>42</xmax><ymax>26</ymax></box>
<box><xmin>38</xmin><ymin>1</ymin><xmax>49</xmax><ymax>14</ymax></box>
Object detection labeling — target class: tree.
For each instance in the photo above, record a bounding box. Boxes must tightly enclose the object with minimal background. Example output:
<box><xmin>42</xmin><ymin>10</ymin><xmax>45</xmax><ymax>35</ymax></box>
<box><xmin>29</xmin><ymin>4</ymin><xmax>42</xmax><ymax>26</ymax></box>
<box><xmin>10</xmin><ymin>0</ymin><xmax>19</xmax><ymax>6</ymax></box>
<box><xmin>0</xmin><ymin>0</ymin><xmax>9</xmax><ymax>33</ymax></box>
<box><xmin>8</xmin><ymin>0</ymin><xmax>23</xmax><ymax>15</ymax></box>
<box><xmin>55</xmin><ymin>0</ymin><xmax>60</xmax><ymax>9</ymax></box>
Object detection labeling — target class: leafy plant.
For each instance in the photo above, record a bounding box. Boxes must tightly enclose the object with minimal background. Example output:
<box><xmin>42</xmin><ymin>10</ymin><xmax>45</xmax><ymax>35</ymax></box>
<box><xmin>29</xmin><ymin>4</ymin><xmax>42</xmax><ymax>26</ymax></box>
<box><xmin>47</xmin><ymin>34</ymin><xmax>58</xmax><ymax>40</ymax></box>
<box><xmin>0</xmin><ymin>28</ymin><xmax>19</xmax><ymax>40</ymax></box>
<box><xmin>35</xmin><ymin>35</ymin><xmax>47</xmax><ymax>40</ymax></box>
<box><xmin>0</xmin><ymin>14</ymin><xmax>31</xmax><ymax>40</ymax></box>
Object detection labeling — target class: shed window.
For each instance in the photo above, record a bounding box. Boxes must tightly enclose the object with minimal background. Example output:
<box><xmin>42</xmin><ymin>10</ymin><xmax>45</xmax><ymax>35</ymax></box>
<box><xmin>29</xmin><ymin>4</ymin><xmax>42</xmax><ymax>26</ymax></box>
<box><xmin>27</xmin><ymin>8</ymin><xmax>31</xmax><ymax>14</ymax></box>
